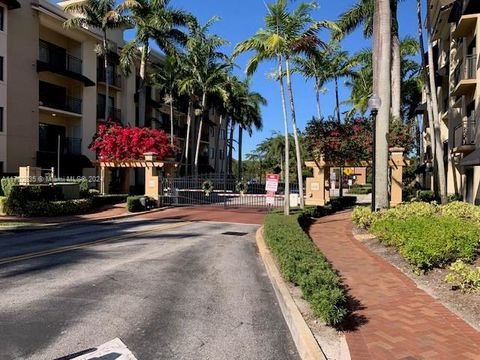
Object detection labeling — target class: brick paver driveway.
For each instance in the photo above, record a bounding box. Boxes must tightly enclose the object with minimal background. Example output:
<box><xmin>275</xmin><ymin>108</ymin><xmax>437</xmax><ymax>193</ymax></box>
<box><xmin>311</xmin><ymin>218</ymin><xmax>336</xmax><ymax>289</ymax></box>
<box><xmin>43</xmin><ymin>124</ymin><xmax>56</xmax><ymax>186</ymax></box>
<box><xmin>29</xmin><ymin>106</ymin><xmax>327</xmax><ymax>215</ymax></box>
<box><xmin>309</xmin><ymin>211</ymin><xmax>480</xmax><ymax>360</ymax></box>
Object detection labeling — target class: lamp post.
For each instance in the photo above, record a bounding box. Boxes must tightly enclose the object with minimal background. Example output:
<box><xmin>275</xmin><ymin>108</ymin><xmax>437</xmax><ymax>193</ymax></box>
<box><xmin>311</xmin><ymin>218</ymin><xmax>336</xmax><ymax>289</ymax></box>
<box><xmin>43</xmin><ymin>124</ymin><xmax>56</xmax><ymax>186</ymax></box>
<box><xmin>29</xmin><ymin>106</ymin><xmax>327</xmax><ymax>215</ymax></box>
<box><xmin>368</xmin><ymin>94</ymin><xmax>381</xmax><ymax>212</ymax></box>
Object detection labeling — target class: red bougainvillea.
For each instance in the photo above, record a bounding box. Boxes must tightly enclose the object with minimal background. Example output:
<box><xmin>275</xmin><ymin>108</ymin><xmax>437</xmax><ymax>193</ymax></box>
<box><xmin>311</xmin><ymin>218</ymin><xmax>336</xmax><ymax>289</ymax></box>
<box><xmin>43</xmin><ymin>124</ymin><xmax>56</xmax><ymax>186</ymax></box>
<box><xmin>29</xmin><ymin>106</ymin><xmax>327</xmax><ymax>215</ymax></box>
<box><xmin>305</xmin><ymin>117</ymin><xmax>413</xmax><ymax>165</ymax></box>
<box><xmin>89</xmin><ymin>122</ymin><xmax>176</xmax><ymax>161</ymax></box>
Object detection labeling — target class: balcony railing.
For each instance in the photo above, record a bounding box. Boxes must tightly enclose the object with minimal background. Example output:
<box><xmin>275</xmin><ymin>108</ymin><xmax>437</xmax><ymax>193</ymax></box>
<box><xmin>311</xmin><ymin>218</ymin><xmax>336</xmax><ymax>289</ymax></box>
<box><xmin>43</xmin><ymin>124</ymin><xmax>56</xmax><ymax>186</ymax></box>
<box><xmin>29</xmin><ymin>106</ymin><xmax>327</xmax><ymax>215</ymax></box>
<box><xmin>39</xmin><ymin>94</ymin><xmax>82</xmax><ymax>114</ymax></box>
<box><xmin>97</xmin><ymin>68</ymin><xmax>122</xmax><ymax>88</ymax></box>
<box><xmin>454</xmin><ymin>54</ymin><xmax>477</xmax><ymax>84</ymax></box>
<box><xmin>454</xmin><ymin>113</ymin><xmax>476</xmax><ymax>149</ymax></box>
<box><xmin>39</xmin><ymin>40</ymin><xmax>82</xmax><ymax>75</ymax></box>
<box><xmin>97</xmin><ymin>104</ymin><xmax>121</xmax><ymax>123</ymax></box>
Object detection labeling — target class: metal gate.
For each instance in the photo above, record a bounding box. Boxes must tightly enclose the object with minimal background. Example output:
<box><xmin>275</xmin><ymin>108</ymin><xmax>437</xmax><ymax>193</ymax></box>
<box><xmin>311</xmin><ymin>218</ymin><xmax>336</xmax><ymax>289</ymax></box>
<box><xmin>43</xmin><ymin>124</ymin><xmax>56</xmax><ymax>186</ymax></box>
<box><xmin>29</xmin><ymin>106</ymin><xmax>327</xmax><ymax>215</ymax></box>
<box><xmin>160</xmin><ymin>174</ymin><xmax>295</xmax><ymax>209</ymax></box>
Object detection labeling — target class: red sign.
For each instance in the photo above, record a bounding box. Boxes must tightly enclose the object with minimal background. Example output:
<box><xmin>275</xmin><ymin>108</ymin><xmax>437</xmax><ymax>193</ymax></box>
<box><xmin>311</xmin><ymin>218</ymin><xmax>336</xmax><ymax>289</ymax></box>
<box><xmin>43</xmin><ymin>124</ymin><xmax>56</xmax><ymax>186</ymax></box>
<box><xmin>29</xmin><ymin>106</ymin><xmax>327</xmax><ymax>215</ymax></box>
<box><xmin>265</xmin><ymin>174</ymin><xmax>280</xmax><ymax>192</ymax></box>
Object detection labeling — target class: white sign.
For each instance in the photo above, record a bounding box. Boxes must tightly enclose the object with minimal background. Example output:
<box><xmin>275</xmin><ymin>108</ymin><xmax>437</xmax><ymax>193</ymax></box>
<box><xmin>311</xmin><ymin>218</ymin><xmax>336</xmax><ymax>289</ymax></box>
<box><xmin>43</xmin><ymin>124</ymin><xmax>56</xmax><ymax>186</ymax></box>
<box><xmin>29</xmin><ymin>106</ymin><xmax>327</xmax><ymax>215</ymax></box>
<box><xmin>265</xmin><ymin>174</ymin><xmax>280</xmax><ymax>192</ymax></box>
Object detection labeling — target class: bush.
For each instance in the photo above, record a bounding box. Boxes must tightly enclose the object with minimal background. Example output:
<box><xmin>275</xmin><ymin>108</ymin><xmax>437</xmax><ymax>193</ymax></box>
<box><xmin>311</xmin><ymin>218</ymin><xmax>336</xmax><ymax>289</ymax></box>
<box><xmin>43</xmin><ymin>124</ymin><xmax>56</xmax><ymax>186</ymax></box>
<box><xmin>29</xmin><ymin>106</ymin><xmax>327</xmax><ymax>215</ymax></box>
<box><xmin>329</xmin><ymin>196</ymin><xmax>356</xmax><ymax>211</ymax></box>
<box><xmin>264</xmin><ymin>213</ymin><xmax>348</xmax><ymax>326</ymax></box>
<box><xmin>379</xmin><ymin>201</ymin><xmax>439</xmax><ymax>221</ymax></box>
<box><xmin>371</xmin><ymin>216</ymin><xmax>479</xmax><ymax>271</ymax></box>
<box><xmin>445</xmin><ymin>260</ymin><xmax>480</xmax><ymax>293</ymax></box>
<box><xmin>0</xmin><ymin>196</ymin><xmax>5</xmax><ymax>215</ymax></box>
<box><xmin>3</xmin><ymin>198</ymin><xmax>92</xmax><ymax>217</ymax></box>
<box><xmin>439</xmin><ymin>201</ymin><xmax>480</xmax><ymax>222</ymax></box>
<box><xmin>352</xmin><ymin>206</ymin><xmax>376</xmax><ymax>229</ymax></box>
<box><xmin>348</xmin><ymin>184</ymin><xmax>372</xmax><ymax>195</ymax></box>
<box><xmin>1</xmin><ymin>177</ymin><xmax>19</xmax><ymax>197</ymax></box>
<box><xmin>92</xmin><ymin>194</ymin><xmax>128</xmax><ymax>208</ymax></box>
<box><xmin>127</xmin><ymin>196</ymin><xmax>151</xmax><ymax>212</ymax></box>
<box><xmin>448</xmin><ymin>193</ymin><xmax>463</xmax><ymax>202</ymax></box>
<box><xmin>77</xmin><ymin>179</ymin><xmax>89</xmax><ymax>198</ymax></box>
<box><xmin>88</xmin><ymin>188</ymin><xmax>101</xmax><ymax>196</ymax></box>
<box><xmin>414</xmin><ymin>190</ymin><xmax>436</xmax><ymax>202</ymax></box>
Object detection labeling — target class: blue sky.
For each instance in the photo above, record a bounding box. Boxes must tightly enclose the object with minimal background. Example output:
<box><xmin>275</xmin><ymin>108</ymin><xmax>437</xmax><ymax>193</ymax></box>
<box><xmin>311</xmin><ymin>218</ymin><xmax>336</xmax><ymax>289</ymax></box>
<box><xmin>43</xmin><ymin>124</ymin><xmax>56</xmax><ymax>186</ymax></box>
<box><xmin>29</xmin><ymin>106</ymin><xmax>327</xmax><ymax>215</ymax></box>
<box><xmin>135</xmin><ymin>0</ymin><xmax>422</xmax><ymax>158</ymax></box>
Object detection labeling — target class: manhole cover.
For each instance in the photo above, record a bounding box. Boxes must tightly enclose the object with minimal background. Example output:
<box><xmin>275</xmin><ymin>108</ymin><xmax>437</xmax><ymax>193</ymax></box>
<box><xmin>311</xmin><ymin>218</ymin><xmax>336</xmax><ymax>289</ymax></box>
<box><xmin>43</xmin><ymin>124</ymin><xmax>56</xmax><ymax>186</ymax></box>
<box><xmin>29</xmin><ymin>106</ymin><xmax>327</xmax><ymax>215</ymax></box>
<box><xmin>221</xmin><ymin>231</ymin><xmax>248</xmax><ymax>236</ymax></box>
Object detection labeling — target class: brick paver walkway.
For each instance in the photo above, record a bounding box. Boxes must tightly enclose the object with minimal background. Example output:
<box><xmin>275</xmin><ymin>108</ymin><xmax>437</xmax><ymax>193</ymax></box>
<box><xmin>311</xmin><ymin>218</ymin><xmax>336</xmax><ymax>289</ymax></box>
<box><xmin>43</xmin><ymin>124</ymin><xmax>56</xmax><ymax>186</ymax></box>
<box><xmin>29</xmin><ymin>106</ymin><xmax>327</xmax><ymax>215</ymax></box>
<box><xmin>309</xmin><ymin>211</ymin><xmax>480</xmax><ymax>360</ymax></box>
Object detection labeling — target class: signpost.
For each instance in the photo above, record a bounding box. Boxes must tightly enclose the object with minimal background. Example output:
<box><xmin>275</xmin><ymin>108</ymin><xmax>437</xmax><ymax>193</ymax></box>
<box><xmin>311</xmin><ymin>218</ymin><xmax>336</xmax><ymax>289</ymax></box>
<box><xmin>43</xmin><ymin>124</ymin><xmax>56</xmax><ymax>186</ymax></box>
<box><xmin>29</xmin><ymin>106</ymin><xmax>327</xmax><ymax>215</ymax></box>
<box><xmin>265</xmin><ymin>174</ymin><xmax>280</xmax><ymax>207</ymax></box>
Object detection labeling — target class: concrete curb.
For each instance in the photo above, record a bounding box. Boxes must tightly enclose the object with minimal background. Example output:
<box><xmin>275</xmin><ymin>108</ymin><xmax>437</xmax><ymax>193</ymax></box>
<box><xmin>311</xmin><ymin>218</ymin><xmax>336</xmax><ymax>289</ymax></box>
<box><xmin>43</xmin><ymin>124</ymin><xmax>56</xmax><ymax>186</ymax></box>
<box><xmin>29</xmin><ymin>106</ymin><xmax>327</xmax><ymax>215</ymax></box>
<box><xmin>255</xmin><ymin>227</ymin><xmax>327</xmax><ymax>360</ymax></box>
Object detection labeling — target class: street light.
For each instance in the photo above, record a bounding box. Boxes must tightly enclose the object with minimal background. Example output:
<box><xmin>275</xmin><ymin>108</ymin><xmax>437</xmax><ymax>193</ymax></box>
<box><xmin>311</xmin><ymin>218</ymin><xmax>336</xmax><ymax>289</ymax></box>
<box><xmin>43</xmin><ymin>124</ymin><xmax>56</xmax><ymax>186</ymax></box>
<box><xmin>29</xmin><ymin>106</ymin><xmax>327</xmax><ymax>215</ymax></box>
<box><xmin>368</xmin><ymin>94</ymin><xmax>381</xmax><ymax>212</ymax></box>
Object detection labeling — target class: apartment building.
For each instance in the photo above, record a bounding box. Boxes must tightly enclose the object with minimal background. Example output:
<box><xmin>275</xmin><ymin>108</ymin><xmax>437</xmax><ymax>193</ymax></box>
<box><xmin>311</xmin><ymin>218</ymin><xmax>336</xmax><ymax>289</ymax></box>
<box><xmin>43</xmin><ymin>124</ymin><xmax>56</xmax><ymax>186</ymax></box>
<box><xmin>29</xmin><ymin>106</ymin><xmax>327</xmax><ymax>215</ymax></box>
<box><xmin>2</xmin><ymin>0</ymin><xmax>227</xmax><ymax>181</ymax></box>
<box><xmin>422</xmin><ymin>0</ymin><xmax>480</xmax><ymax>203</ymax></box>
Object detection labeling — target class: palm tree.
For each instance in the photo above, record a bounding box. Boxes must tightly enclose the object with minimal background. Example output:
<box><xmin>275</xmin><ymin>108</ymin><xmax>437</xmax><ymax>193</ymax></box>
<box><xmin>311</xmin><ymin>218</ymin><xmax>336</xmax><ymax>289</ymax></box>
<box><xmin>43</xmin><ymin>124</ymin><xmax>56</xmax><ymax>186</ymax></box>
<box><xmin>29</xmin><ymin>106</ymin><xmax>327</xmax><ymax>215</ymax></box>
<box><xmin>374</xmin><ymin>0</ymin><xmax>392</xmax><ymax>210</ymax></box>
<box><xmin>234</xmin><ymin>0</ymin><xmax>335</xmax><ymax>212</ymax></box>
<box><xmin>181</xmin><ymin>18</ymin><xmax>230</xmax><ymax>176</ymax></box>
<box><xmin>236</xmin><ymin>80</ymin><xmax>267</xmax><ymax>179</ymax></box>
<box><xmin>152</xmin><ymin>55</ymin><xmax>182</xmax><ymax>145</ymax></box>
<box><xmin>293</xmin><ymin>50</ymin><xmax>329</xmax><ymax>119</ymax></box>
<box><xmin>63</xmin><ymin>0</ymin><xmax>135</xmax><ymax>122</ymax></box>
<box><xmin>335</xmin><ymin>0</ymin><xmax>402</xmax><ymax>121</ymax></box>
<box><xmin>120</xmin><ymin>0</ymin><xmax>193</xmax><ymax>127</ymax></box>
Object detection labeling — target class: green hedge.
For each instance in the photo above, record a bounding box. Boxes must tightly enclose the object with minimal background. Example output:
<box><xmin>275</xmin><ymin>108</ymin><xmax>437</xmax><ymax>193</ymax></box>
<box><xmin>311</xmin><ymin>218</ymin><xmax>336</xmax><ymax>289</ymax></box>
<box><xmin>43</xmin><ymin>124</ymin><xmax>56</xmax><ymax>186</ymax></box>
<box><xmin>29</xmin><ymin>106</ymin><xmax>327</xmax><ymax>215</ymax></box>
<box><xmin>371</xmin><ymin>216</ymin><xmax>479</xmax><ymax>272</ymax></box>
<box><xmin>92</xmin><ymin>194</ymin><xmax>128</xmax><ymax>207</ymax></box>
<box><xmin>127</xmin><ymin>196</ymin><xmax>146</xmax><ymax>212</ymax></box>
<box><xmin>264</xmin><ymin>212</ymin><xmax>348</xmax><ymax>326</ymax></box>
<box><xmin>348</xmin><ymin>184</ymin><xmax>372</xmax><ymax>195</ymax></box>
<box><xmin>1</xmin><ymin>177</ymin><xmax>19</xmax><ymax>197</ymax></box>
<box><xmin>0</xmin><ymin>196</ymin><xmax>5</xmax><ymax>215</ymax></box>
<box><xmin>329</xmin><ymin>196</ymin><xmax>357</xmax><ymax>211</ymax></box>
<box><xmin>4</xmin><ymin>198</ymin><xmax>92</xmax><ymax>217</ymax></box>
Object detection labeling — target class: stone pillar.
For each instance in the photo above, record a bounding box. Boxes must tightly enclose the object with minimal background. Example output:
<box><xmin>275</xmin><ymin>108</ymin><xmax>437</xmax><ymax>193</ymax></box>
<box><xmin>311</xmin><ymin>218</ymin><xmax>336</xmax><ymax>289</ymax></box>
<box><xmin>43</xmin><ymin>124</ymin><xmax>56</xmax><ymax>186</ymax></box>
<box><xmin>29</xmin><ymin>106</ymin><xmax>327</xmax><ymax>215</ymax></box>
<box><xmin>389</xmin><ymin>147</ymin><xmax>405</xmax><ymax>207</ymax></box>
<box><xmin>100</xmin><ymin>166</ymin><xmax>110</xmax><ymax>195</ymax></box>
<box><xmin>144</xmin><ymin>153</ymin><xmax>160</xmax><ymax>203</ymax></box>
<box><xmin>305</xmin><ymin>158</ymin><xmax>328</xmax><ymax>206</ymax></box>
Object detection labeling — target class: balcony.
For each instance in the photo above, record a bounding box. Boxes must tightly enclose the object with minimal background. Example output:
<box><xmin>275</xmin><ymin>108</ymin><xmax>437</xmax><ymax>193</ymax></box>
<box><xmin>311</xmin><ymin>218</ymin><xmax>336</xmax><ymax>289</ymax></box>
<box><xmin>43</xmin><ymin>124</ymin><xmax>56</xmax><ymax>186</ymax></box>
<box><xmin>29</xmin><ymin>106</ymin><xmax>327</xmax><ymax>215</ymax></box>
<box><xmin>97</xmin><ymin>104</ymin><xmax>122</xmax><ymax>123</ymax></box>
<box><xmin>452</xmin><ymin>54</ymin><xmax>477</xmax><ymax>96</ymax></box>
<box><xmin>453</xmin><ymin>14</ymin><xmax>478</xmax><ymax>38</ymax></box>
<box><xmin>39</xmin><ymin>94</ymin><xmax>82</xmax><ymax>115</ymax></box>
<box><xmin>453</xmin><ymin>114</ymin><xmax>476</xmax><ymax>153</ymax></box>
<box><xmin>97</xmin><ymin>68</ymin><xmax>122</xmax><ymax>89</ymax></box>
<box><xmin>37</xmin><ymin>40</ymin><xmax>95</xmax><ymax>87</ymax></box>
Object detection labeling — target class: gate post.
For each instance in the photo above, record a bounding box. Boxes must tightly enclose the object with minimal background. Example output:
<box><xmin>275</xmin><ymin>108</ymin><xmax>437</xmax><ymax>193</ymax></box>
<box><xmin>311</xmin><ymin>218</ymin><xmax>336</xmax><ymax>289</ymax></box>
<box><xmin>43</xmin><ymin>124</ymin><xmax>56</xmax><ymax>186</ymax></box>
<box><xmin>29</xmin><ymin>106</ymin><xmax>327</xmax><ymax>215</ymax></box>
<box><xmin>305</xmin><ymin>157</ymin><xmax>328</xmax><ymax>206</ymax></box>
<box><xmin>389</xmin><ymin>147</ymin><xmax>405</xmax><ymax>207</ymax></box>
<box><xmin>144</xmin><ymin>153</ymin><xmax>160</xmax><ymax>205</ymax></box>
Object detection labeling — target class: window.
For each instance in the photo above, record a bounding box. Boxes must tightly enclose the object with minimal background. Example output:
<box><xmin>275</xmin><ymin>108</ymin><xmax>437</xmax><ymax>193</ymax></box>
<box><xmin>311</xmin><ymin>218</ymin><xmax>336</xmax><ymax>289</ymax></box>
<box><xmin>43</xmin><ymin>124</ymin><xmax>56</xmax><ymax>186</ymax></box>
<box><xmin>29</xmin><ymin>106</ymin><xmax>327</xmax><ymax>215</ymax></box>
<box><xmin>0</xmin><ymin>56</ymin><xmax>4</xmax><ymax>81</ymax></box>
<box><xmin>0</xmin><ymin>107</ymin><xmax>3</xmax><ymax>132</ymax></box>
<box><xmin>0</xmin><ymin>7</ymin><xmax>4</xmax><ymax>32</ymax></box>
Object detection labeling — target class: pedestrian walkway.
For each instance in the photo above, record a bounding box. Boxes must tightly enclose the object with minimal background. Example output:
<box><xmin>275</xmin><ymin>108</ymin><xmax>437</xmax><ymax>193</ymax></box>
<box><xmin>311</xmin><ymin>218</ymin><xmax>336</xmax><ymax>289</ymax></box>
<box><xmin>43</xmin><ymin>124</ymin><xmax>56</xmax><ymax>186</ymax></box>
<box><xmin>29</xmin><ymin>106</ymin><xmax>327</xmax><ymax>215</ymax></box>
<box><xmin>308</xmin><ymin>210</ymin><xmax>480</xmax><ymax>360</ymax></box>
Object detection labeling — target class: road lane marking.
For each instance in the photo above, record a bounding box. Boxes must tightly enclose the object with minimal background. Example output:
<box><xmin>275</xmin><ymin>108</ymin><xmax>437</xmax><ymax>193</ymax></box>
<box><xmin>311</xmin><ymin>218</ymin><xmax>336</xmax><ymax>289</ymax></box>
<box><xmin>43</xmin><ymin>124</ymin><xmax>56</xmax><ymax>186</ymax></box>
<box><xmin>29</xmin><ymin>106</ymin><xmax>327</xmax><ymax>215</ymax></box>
<box><xmin>0</xmin><ymin>221</ymin><xmax>191</xmax><ymax>266</ymax></box>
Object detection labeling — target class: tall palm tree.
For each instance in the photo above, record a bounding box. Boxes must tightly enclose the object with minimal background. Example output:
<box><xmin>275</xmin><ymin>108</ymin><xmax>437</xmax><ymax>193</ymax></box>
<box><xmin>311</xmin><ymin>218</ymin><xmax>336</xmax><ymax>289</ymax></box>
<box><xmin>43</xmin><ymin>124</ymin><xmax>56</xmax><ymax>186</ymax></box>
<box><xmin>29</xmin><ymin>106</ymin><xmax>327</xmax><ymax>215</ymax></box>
<box><xmin>234</xmin><ymin>0</ymin><xmax>335</xmax><ymax>211</ymax></box>
<box><xmin>335</xmin><ymin>0</ymin><xmax>402</xmax><ymax>121</ymax></box>
<box><xmin>236</xmin><ymin>80</ymin><xmax>267</xmax><ymax>179</ymax></box>
<box><xmin>120</xmin><ymin>0</ymin><xmax>193</xmax><ymax>127</ymax></box>
<box><xmin>63</xmin><ymin>0</ymin><xmax>135</xmax><ymax>122</ymax></box>
<box><xmin>152</xmin><ymin>55</ymin><xmax>182</xmax><ymax>145</ymax></box>
<box><xmin>374</xmin><ymin>0</ymin><xmax>392</xmax><ymax>210</ymax></box>
<box><xmin>181</xmin><ymin>18</ymin><xmax>230</xmax><ymax>175</ymax></box>
<box><xmin>293</xmin><ymin>50</ymin><xmax>329</xmax><ymax>119</ymax></box>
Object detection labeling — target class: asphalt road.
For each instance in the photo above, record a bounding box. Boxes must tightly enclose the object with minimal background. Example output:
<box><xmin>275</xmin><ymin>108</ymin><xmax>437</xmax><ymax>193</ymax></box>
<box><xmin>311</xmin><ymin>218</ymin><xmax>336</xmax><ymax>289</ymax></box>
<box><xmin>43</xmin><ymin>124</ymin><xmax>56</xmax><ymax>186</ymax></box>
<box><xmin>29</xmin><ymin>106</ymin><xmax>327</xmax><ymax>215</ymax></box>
<box><xmin>0</xmin><ymin>218</ymin><xmax>299</xmax><ymax>360</ymax></box>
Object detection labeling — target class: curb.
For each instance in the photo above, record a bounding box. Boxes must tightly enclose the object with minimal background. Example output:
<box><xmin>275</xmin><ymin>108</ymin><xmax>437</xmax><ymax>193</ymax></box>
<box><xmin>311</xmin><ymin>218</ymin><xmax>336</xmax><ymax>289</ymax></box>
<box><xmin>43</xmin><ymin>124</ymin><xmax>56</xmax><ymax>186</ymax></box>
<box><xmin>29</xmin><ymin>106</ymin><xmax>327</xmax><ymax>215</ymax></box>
<box><xmin>255</xmin><ymin>227</ymin><xmax>327</xmax><ymax>360</ymax></box>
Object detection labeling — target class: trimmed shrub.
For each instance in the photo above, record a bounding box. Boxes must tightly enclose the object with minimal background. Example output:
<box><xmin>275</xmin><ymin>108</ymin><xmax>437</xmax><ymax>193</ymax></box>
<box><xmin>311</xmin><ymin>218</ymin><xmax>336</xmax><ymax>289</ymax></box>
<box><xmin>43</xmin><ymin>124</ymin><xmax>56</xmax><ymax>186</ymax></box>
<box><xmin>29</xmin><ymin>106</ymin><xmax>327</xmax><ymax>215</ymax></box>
<box><xmin>371</xmin><ymin>216</ymin><xmax>479</xmax><ymax>271</ymax></box>
<box><xmin>348</xmin><ymin>184</ymin><xmax>372</xmax><ymax>195</ymax></box>
<box><xmin>0</xmin><ymin>196</ymin><xmax>5</xmax><ymax>215</ymax></box>
<box><xmin>379</xmin><ymin>201</ymin><xmax>439</xmax><ymax>221</ymax></box>
<box><xmin>414</xmin><ymin>190</ymin><xmax>436</xmax><ymax>203</ymax></box>
<box><xmin>329</xmin><ymin>196</ymin><xmax>357</xmax><ymax>211</ymax></box>
<box><xmin>3</xmin><ymin>198</ymin><xmax>92</xmax><ymax>217</ymax></box>
<box><xmin>352</xmin><ymin>206</ymin><xmax>376</xmax><ymax>229</ymax></box>
<box><xmin>77</xmin><ymin>179</ymin><xmax>90</xmax><ymax>198</ymax></box>
<box><xmin>264</xmin><ymin>213</ymin><xmax>348</xmax><ymax>326</ymax></box>
<box><xmin>127</xmin><ymin>196</ymin><xmax>145</xmax><ymax>212</ymax></box>
<box><xmin>92</xmin><ymin>194</ymin><xmax>128</xmax><ymax>208</ymax></box>
<box><xmin>445</xmin><ymin>260</ymin><xmax>480</xmax><ymax>293</ymax></box>
<box><xmin>1</xmin><ymin>177</ymin><xmax>19</xmax><ymax>197</ymax></box>
<box><xmin>439</xmin><ymin>201</ymin><xmax>480</xmax><ymax>222</ymax></box>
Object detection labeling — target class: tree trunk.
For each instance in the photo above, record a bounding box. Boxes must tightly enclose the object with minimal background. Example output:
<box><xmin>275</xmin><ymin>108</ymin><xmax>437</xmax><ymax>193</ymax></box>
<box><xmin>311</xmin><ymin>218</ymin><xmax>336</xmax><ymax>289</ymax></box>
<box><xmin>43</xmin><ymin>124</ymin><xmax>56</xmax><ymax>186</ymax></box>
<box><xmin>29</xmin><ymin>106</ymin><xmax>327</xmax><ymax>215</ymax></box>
<box><xmin>391</xmin><ymin>33</ymin><xmax>402</xmax><ymax>121</ymax></box>
<box><xmin>184</xmin><ymin>100</ymin><xmax>192</xmax><ymax>176</ymax></box>
<box><xmin>228</xmin><ymin>121</ymin><xmax>234</xmax><ymax>174</ymax></box>
<box><xmin>138</xmin><ymin>43</ymin><xmax>149</xmax><ymax>127</ymax></box>
<box><xmin>285</xmin><ymin>57</ymin><xmax>305</xmax><ymax>209</ymax></box>
<box><xmin>373</xmin><ymin>7</ymin><xmax>380</xmax><ymax>94</ymax></box>
<box><xmin>103</xmin><ymin>30</ymin><xmax>109</xmax><ymax>122</ymax></box>
<box><xmin>238</xmin><ymin>126</ymin><xmax>243</xmax><ymax>179</ymax></box>
<box><xmin>335</xmin><ymin>76</ymin><xmax>341</xmax><ymax>123</ymax></box>
<box><xmin>427</xmin><ymin>33</ymin><xmax>447</xmax><ymax>204</ymax></box>
<box><xmin>315</xmin><ymin>78</ymin><xmax>321</xmax><ymax>119</ymax></box>
<box><xmin>214</xmin><ymin>114</ymin><xmax>223</xmax><ymax>172</ymax></box>
<box><xmin>194</xmin><ymin>92</ymin><xmax>207</xmax><ymax>176</ymax></box>
<box><xmin>169</xmin><ymin>96</ymin><xmax>174</xmax><ymax>146</ymax></box>
<box><xmin>374</xmin><ymin>0</ymin><xmax>392</xmax><ymax>210</ymax></box>
<box><xmin>278</xmin><ymin>55</ymin><xmax>290</xmax><ymax>215</ymax></box>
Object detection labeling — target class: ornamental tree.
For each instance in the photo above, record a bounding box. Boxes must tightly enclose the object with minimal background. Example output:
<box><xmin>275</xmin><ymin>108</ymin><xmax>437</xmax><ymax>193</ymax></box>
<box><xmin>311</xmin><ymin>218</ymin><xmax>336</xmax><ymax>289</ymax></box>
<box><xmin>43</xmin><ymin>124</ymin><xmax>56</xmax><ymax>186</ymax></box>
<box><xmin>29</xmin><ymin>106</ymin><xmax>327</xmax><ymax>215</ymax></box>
<box><xmin>89</xmin><ymin>122</ymin><xmax>176</xmax><ymax>161</ymax></box>
<box><xmin>304</xmin><ymin>117</ymin><xmax>413</xmax><ymax>165</ymax></box>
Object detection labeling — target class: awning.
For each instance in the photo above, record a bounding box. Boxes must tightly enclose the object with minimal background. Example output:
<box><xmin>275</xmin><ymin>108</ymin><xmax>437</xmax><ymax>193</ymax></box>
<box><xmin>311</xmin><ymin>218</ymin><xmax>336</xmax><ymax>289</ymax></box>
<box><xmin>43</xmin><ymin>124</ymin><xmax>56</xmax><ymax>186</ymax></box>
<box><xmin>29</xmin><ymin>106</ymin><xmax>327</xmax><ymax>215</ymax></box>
<box><xmin>460</xmin><ymin>148</ymin><xmax>480</xmax><ymax>166</ymax></box>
